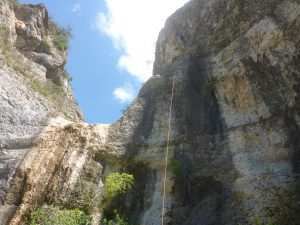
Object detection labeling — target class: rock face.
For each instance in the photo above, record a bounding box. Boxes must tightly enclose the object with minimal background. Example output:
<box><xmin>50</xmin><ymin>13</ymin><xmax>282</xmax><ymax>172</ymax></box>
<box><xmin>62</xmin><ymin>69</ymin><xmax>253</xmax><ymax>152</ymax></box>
<box><xmin>148</xmin><ymin>0</ymin><xmax>300</xmax><ymax>224</ymax></box>
<box><xmin>1</xmin><ymin>0</ymin><xmax>300</xmax><ymax>225</ymax></box>
<box><xmin>0</xmin><ymin>0</ymin><xmax>82</xmax><ymax>224</ymax></box>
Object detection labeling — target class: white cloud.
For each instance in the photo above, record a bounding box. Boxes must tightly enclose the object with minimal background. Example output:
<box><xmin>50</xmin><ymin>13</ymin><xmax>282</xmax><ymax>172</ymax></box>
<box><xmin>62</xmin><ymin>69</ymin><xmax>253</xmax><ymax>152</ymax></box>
<box><xmin>97</xmin><ymin>0</ymin><xmax>190</xmax><ymax>82</ymax></box>
<box><xmin>72</xmin><ymin>3</ymin><xmax>80</xmax><ymax>13</ymax></box>
<box><xmin>113</xmin><ymin>87</ymin><xmax>134</xmax><ymax>103</ymax></box>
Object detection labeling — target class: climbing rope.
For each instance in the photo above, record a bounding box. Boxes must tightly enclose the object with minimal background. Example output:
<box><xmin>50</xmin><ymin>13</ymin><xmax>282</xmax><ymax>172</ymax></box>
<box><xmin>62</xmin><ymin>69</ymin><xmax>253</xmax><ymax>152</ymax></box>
<box><xmin>161</xmin><ymin>76</ymin><xmax>176</xmax><ymax>225</ymax></box>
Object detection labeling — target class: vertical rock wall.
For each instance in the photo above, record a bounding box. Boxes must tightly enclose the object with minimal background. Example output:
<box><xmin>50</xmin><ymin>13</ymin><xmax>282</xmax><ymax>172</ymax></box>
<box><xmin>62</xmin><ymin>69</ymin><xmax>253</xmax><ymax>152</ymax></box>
<box><xmin>0</xmin><ymin>0</ymin><xmax>82</xmax><ymax>223</ymax></box>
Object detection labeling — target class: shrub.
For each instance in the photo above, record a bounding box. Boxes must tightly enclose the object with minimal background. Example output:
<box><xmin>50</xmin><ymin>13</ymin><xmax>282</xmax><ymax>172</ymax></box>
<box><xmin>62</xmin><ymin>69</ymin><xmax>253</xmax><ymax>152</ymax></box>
<box><xmin>65</xmin><ymin>186</ymin><xmax>96</xmax><ymax>212</ymax></box>
<box><xmin>102</xmin><ymin>172</ymin><xmax>135</xmax><ymax>224</ymax></box>
<box><xmin>104</xmin><ymin>172</ymin><xmax>135</xmax><ymax>197</ymax></box>
<box><xmin>53</xmin><ymin>34</ymin><xmax>69</xmax><ymax>51</ymax></box>
<box><xmin>29</xmin><ymin>206</ymin><xmax>91</xmax><ymax>225</ymax></box>
<box><xmin>103</xmin><ymin>210</ymin><xmax>131</xmax><ymax>225</ymax></box>
<box><xmin>48</xmin><ymin>20</ymin><xmax>72</xmax><ymax>51</ymax></box>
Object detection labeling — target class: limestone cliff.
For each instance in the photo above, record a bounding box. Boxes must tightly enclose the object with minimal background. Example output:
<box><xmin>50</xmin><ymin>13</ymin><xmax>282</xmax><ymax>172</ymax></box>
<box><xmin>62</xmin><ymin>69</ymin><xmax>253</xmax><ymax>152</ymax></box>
<box><xmin>0</xmin><ymin>0</ymin><xmax>82</xmax><ymax>223</ymax></box>
<box><xmin>1</xmin><ymin>0</ymin><xmax>300</xmax><ymax>225</ymax></box>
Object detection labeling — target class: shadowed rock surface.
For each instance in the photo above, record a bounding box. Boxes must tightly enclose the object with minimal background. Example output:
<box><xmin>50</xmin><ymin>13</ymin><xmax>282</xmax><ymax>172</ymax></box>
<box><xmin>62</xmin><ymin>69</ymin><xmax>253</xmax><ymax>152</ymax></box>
<box><xmin>1</xmin><ymin>0</ymin><xmax>300</xmax><ymax>224</ymax></box>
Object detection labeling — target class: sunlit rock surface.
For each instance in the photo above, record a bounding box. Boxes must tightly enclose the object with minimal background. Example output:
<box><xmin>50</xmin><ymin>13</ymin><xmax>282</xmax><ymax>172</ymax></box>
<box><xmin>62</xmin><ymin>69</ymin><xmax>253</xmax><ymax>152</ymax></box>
<box><xmin>0</xmin><ymin>0</ymin><xmax>82</xmax><ymax>224</ymax></box>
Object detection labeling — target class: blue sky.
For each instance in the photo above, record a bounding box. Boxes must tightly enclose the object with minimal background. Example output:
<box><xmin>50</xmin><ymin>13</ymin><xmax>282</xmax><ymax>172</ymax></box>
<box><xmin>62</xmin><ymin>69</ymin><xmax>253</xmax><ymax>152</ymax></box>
<box><xmin>19</xmin><ymin>0</ymin><xmax>189</xmax><ymax>124</ymax></box>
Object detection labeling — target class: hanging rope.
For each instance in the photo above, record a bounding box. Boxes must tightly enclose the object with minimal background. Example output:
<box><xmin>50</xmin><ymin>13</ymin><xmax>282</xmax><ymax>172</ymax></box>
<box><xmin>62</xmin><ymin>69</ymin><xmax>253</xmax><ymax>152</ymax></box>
<box><xmin>161</xmin><ymin>76</ymin><xmax>176</xmax><ymax>225</ymax></box>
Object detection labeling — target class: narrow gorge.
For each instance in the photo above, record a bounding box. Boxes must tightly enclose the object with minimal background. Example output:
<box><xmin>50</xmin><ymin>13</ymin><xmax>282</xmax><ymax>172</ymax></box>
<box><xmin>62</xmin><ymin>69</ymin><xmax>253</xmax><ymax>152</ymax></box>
<box><xmin>0</xmin><ymin>0</ymin><xmax>300</xmax><ymax>224</ymax></box>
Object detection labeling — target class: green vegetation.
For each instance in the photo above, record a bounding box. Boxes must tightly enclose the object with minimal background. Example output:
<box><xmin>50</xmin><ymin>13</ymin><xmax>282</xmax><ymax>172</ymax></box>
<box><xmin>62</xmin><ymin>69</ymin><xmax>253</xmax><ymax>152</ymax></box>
<box><xmin>48</xmin><ymin>20</ymin><xmax>72</xmax><ymax>51</ymax></box>
<box><xmin>248</xmin><ymin>215</ymin><xmax>277</xmax><ymax>225</ymax></box>
<box><xmin>53</xmin><ymin>33</ymin><xmax>69</xmax><ymax>51</ymax></box>
<box><xmin>169</xmin><ymin>159</ymin><xmax>183</xmax><ymax>177</ymax></box>
<box><xmin>0</xmin><ymin>26</ymin><xmax>68</xmax><ymax>111</ymax></box>
<box><xmin>30</xmin><ymin>78</ymin><xmax>52</xmax><ymax>98</ymax></box>
<box><xmin>102</xmin><ymin>172</ymin><xmax>135</xmax><ymax>225</ymax></box>
<box><xmin>65</xmin><ymin>186</ymin><xmax>96</xmax><ymax>212</ymax></box>
<box><xmin>262</xmin><ymin>189</ymin><xmax>300</xmax><ymax>225</ymax></box>
<box><xmin>103</xmin><ymin>210</ymin><xmax>131</xmax><ymax>225</ymax></box>
<box><xmin>239</xmin><ymin>170</ymin><xmax>300</xmax><ymax>225</ymax></box>
<box><xmin>79</xmin><ymin>188</ymin><xmax>96</xmax><ymax>209</ymax></box>
<box><xmin>40</xmin><ymin>36</ymin><xmax>52</xmax><ymax>53</ymax></box>
<box><xmin>29</xmin><ymin>206</ymin><xmax>91</xmax><ymax>225</ymax></box>
<box><xmin>104</xmin><ymin>172</ymin><xmax>135</xmax><ymax>197</ymax></box>
<box><xmin>253</xmin><ymin>175</ymin><xmax>300</xmax><ymax>225</ymax></box>
<box><xmin>7</xmin><ymin>56</ymin><xmax>65</xmax><ymax>103</ymax></box>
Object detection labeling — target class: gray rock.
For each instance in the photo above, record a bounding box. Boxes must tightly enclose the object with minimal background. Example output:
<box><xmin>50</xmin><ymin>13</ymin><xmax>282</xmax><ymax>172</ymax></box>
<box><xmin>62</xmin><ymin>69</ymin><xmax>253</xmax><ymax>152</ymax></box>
<box><xmin>14</xmin><ymin>3</ymin><xmax>47</xmax><ymax>51</ymax></box>
<box><xmin>0</xmin><ymin>1</ymin><xmax>82</xmax><ymax>223</ymax></box>
<box><xmin>0</xmin><ymin>205</ymin><xmax>16</xmax><ymax>225</ymax></box>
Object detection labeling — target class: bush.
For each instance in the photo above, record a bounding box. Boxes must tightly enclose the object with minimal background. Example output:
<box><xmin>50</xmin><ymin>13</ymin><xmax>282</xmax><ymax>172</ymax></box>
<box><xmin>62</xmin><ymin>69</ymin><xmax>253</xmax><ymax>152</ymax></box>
<box><xmin>64</xmin><ymin>186</ymin><xmax>96</xmax><ymax>212</ymax></box>
<box><xmin>102</xmin><ymin>172</ymin><xmax>135</xmax><ymax>224</ymax></box>
<box><xmin>29</xmin><ymin>206</ymin><xmax>91</xmax><ymax>225</ymax></box>
<box><xmin>53</xmin><ymin>34</ymin><xmax>69</xmax><ymax>51</ymax></box>
<box><xmin>48</xmin><ymin>20</ymin><xmax>72</xmax><ymax>51</ymax></box>
<box><xmin>105</xmin><ymin>172</ymin><xmax>135</xmax><ymax>197</ymax></box>
<box><xmin>103</xmin><ymin>210</ymin><xmax>131</xmax><ymax>225</ymax></box>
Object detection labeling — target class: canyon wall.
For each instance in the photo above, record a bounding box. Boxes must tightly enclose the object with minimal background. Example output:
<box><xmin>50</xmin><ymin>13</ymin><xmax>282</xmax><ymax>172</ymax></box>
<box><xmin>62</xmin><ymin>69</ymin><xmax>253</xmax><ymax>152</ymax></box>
<box><xmin>0</xmin><ymin>0</ymin><xmax>82</xmax><ymax>224</ymax></box>
<box><xmin>0</xmin><ymin>0</ymin><xmax>300</xmax><ymax>224</ymax></box>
